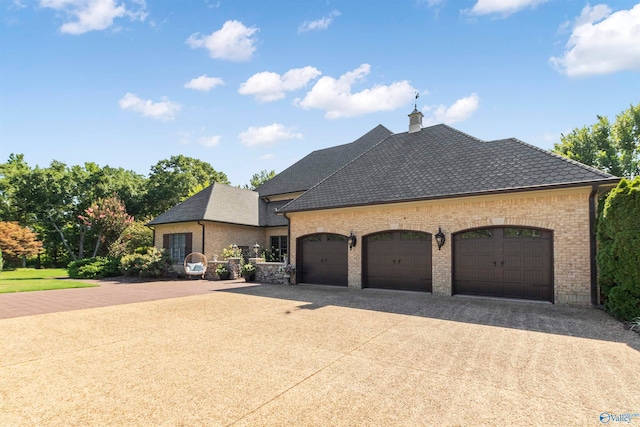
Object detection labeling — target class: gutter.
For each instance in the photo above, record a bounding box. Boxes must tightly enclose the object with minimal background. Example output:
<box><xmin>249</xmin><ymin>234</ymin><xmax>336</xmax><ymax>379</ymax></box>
<box><xmin>589</xmin><ymin>184</ymin><xmax>599</xmax><ymax>306</ymax></box>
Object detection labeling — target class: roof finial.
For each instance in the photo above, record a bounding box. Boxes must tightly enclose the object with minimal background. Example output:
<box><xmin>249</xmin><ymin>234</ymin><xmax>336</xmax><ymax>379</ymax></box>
<box><xmin>414</xmin><ymin>91</ymin><xmax>420</xmax><ymax>110</ymax></box>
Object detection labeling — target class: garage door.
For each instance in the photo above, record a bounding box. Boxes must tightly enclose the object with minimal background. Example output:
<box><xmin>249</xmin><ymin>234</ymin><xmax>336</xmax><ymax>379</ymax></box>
<box><xmin>364</xmin><ymin>231</ymin><xmax>432</xmax><ymax>292</ymax></box>
<box><xmin>453</xmin><ymin>227</ymin><xmax>553</xmax><ymax>302</ymax></box>
<box><xmin>299</xmin><ymin>233</ymin><xmax>348</xmax><ymax>286</ymax></box>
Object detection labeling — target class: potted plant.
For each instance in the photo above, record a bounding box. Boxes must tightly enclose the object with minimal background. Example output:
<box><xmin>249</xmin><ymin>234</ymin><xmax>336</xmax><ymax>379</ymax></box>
<box><xmin>215</xmin><ymin>264</ymin><xmax>230</xmax><ymax>280</ymax></box>
<box><xmin>241</xmin><ymin>263</ymin><xmax>256</xmax><ymax>282</ymax></box>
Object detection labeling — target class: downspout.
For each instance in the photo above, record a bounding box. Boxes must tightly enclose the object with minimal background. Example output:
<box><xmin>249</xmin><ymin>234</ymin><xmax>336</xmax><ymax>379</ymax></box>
<box><xmin>588</xmin><ymin>184</ymin><xmax>599</xmax><ymax>306</ymax></box>
<box><xmin>197</xmin><ymin>221</ymin><xmax>205</xmax><ymax>254</ymax></box>
<box><xmin>283</xmin><ymin>212</ymin><xmax>293</xmax><ymax>283</ymax></box>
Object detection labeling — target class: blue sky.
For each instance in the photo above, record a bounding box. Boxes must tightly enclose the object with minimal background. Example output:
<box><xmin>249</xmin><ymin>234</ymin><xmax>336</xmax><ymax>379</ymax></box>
<box><xmin>1</xmin><ymin>0</ymin><xmax>639</xmax><ymax>187</ymax></box>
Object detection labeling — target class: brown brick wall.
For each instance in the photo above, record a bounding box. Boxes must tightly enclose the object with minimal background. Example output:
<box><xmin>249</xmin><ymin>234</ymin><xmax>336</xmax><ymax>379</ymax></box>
<box><xmin>287</xmin><ymin>187</ymin><xmax>594</xmax><ymax>306</ymax></box>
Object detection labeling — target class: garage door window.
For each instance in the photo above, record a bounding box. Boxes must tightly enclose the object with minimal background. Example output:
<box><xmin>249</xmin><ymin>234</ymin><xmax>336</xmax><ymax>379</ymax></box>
<box><xmin>459</xmin><ymin>229</ymin><xmax>493</xmax><ymax>239</ymax></box>
<box><xmin>504</xmin><ymin>228</ymin><xmax>542</xmax><ymax>238</ymax></box>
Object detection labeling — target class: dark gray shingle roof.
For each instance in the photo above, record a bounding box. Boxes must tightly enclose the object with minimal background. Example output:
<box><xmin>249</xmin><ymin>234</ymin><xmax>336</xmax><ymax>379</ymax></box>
<box><xmin>256</xmin><ymin>124</ymin><xmax>393</xmax><ymax>197</ymax></box>
<box><xmin>259</xmin><ymin>199</ymin><xmax>290</xmax><ymax>227</ymax></box>
<box><xmin>280</xmin><ymin>124</ymin><xmax>619</xmax><ymax>213</ymax></box>
<box><xmin>147</xmin><ymin>183</ymin><xmax>259</xmax><ymax>226</ymax></box>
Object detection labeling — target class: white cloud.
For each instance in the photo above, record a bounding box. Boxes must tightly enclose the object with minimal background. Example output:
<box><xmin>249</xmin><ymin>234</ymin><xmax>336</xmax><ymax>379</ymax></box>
<box><xmin>186</xmin><ymin>20</ymin><xmax>258</xmax><ymax>62</ymax></box>
<box><xmin>118</xmin><ymin>92</ymin><xmax>181</xmax><ymax>121</ymax></box>
<box><xmin>423</xmin><ymin>93</ymin><xmax>480</xmax><ymax>126</ymax></box>
<box><xmin>238</xmin><ymin>66</ymin><xmax>322</xmax><ymax>102</ymax></box>
<box><xmin>464</xmin><ymin>0</ymin><xmax>548</xmax><ymax>17</ymax></box>
<box><xmin>238</xmin><ymin>123</ymin><xmax>303</xmax><ymax>147</ymax></box>
<box><xmin>295</xmin><ymin>64</ymin><xmax>416</xmax><ymax>119</ymax></box>
<box><xmin>198</xmin><ymin>136</ymin><xmax>221</xmax><ymax>147</ymax></box>
<box><xmin>298</xmin><ymin>10</ymin><xmax>340</xmax><ymax>33</ymax></box>
<box><xmin>39</xmin><ymin>0</ymin><xmax>147</xmax><ymax>35</ymax></box>
<box><xmin>184</xmin><ymin>75</ymin><xmax>225</xmax><ymax>91</ymax></box>
<box><xmin>550</xmin><ymin>3</ymin><xmax>640</xmax><ymax>77</ymax></box>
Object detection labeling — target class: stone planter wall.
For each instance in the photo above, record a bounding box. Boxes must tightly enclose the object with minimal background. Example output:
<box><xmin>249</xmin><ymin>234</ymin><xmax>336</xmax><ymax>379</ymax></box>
<box><xmin>207</xmin><ymin>257</ymin><xmax>241</xmax><ymax>280</ymax></box>
<box><xmin>251</xmin><ymin>260</ymin><xmax>290</xmax><ymax>285</ymax></box>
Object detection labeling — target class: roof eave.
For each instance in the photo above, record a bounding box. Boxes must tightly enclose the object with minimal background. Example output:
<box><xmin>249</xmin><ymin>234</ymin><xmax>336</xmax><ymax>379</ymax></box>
<box><xmin>277</xmin><ymin>178</ymin><xmax>622</xmax><ymax>214</ymax></box>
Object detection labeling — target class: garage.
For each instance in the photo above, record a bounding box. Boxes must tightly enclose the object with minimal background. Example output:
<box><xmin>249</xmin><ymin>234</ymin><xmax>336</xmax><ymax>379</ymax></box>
<box><xmin>298</xmin><ymin>233</ymin><xmax>348</xmax><ymax>286</ymax></box>
<box><xmin>364</xmin><ymin>231</ymin><xmax>432</xmax><ymax>292</ymax></box>
<box><xmin>453</xmin><ymin>227</ymin><xmax>553</xmax><ymax>302</ymax></box>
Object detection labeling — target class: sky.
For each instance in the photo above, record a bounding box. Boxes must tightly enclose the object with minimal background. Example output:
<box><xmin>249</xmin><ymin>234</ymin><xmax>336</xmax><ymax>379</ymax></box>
<box><xmin>1</xmin><ymin>0</ymin><xmax>639</xmax><ymax>187</ymax></box>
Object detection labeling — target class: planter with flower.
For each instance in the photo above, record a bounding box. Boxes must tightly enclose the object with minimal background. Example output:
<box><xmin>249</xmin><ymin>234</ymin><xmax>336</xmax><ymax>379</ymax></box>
<box><xmin>241</xmin><ymin>263</ymin><xmax>256</xmax><ymax>282</ymax></box>
<box><xmin>215</xmin><ymin>264</ymin><xmax>230</xmax><ymax>280</ymax></box>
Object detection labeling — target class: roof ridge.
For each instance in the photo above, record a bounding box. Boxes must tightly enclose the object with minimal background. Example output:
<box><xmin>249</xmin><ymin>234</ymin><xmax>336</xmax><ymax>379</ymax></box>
<box><xmin>436</xmin><ymin>123</ymin><xmax>486</xmax><ymax>143</ymax></box>
<box><xmin>494</xmin><ymin>137</ymin><xmax>617</xmax><ymax>178</ymax></box>
<box><xmin>278</xmin><ymin>130</ymin><xmax>395</xmax><ymax>212</ymax></box>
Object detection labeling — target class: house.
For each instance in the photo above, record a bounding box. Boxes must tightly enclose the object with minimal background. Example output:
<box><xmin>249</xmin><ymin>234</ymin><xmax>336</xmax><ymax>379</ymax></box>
<box><xmin>149</xmin><ymin>108</ymin><xmax>619</xmax><ymax>306</ymax></box>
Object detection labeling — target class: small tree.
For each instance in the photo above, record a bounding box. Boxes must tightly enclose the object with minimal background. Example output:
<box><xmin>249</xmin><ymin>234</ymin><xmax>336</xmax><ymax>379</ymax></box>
<box><xmin>596</xmin><ymin>177</ymin><xmax>640</xmax><ymax>320</ymax></box>
<box><xmin>0</xmin><ymin>221</ymin><xmax>43</xmax><ymax>267</ymax></box>
<box><xmin>109</xmin><ymin>220</ymin><xmax>153</xmax><ymax>257</ymax></box>
<box><xmin>79</xmin><ymin>196</ymin><xmax>133</xmax><ymax>258</ymax></box>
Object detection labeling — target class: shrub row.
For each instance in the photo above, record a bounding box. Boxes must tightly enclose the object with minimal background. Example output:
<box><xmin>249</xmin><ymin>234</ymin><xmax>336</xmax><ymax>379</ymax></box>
<box><xmin>67</xmin><ymin>247</ymin><xmax>172</xmax><ymax>279</ymax></box>
<box><xmin>597</xmin><ymin>177</ymin><xmax>640</xmax><ymax>321</ymax></box>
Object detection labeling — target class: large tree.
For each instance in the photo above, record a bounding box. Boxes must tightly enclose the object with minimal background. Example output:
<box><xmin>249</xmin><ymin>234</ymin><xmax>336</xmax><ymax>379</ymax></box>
<box><xmin>553</xmin><ymin>103</ymin><xmax>640</xmax><ymax>178</ymax></box>
<box><xmin>244</xmin><ymin>169</ymin><xmax>276</xmax><ymax>190</ymax></box>
<box><xmin>144</xmin><ymin>155</ymin><xmax>229</xmax><ymax>217</ymax></box>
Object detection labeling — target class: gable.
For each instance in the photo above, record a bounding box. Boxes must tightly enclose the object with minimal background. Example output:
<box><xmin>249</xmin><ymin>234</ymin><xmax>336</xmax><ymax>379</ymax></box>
<box><xmin>256</xmin><ymin>124</ymin><xmax>393</xmax><ymax>197</ymax></box>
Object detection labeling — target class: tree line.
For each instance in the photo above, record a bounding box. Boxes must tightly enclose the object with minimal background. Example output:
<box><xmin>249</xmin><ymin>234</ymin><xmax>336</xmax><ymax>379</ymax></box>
<box><xmin>0</xmin><ymin>154</ymin><xmax>235</xmax><ymax>267</ymax></box>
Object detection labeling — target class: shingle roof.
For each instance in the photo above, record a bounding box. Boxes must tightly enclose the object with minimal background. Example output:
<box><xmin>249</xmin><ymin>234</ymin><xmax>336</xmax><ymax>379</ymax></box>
<box><xmin>256</xmin><ymin>124</ymin><xmax>393</xmax><ymax>197</ymax></box>
<box><xmin>147</xmin><ymin>183</ymin><xmax>259</xmax><ymax>226</ymax></box>
<box><xmin>259</xmin><ymin>199</ymin><xmax>290</xmax><ymax>227</ymax></box>
<box><xmin>279</xmin><ymin>124</ymin><xmax>619</xmax><ymax>213</ymax></box>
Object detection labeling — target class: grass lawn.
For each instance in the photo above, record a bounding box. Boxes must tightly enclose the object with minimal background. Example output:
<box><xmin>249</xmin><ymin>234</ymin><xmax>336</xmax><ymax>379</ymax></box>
<box><xmin>0</xmin><ymin>268</ymin><xmax>98</xmax><ymax>294</ymax></box>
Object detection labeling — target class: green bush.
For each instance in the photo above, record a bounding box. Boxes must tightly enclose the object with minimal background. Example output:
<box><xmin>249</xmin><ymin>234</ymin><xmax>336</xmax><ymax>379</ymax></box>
<box><xmin>109</xmin><ymin>221</ymin><xmax>153</xmax><ymax>258</ymax></box>
<box><xmin>120</xmin><ymin>247</ymin><xmax>172</xmax><ymax>278</ymax></box>
<box><xmin>68</xmin><ymin>257</ymin><xmax>121</xmax><ymax>279</ymax></box>
<box><xmin>597</xmin><ymin>177</ymin><xmax>640</xmax><ymax>320</ymax></box>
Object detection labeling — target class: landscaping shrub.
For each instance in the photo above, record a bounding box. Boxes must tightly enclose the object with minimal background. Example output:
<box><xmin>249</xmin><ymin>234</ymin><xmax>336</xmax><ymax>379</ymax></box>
<box><xmin>68</xmin><ymin>257</ymin><xmax>121</xmax><ymax>279</ymax></box>
<box><xmin>120</xmin><ymin>247</ymin><xmax>172</xmax><ymax>278</ymax></box>
<box><xmin>108</xmin><ymin>221</ymin><xmax>153</xmax><ymax>258</ymax></box>
<box><xmin>596</xmin><ymin>177</ymin><xmax>640</xmax><ymax>320</ymax></box>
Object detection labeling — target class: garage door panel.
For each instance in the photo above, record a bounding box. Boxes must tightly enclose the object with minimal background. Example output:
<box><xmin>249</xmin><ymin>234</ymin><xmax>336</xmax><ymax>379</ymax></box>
<box><xmin>454</xmin><ymin>227</ymin><xmax>553</xmax><ymax>302</ymax></box>
<box><xmin>365</xmin><ymin>231</ymin><xmax>432</xmax><ymax>292</ymax></box>
<box><xmin>300</xmin><ymin>233</ymin><xmax>348</xmax><ymax>286</ymax></box>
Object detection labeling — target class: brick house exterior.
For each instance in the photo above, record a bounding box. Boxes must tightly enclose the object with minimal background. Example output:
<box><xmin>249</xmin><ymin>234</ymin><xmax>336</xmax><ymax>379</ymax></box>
<box><xmin>149</xmin><ymin>110</ymin><xmax>618</xmax><ymax>306</ymax></box>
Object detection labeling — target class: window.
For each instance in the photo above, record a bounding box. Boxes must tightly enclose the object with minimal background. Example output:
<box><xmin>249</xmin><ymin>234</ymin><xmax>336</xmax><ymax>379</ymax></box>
<box><xmin>163</xmin><ymin>233</ymin><xmax>192</xmax><ymax>262</ymax></box>
<box><xmin>270</xmin><ymin>236</ymin><xmax>288</xmax><ymax>262</ymax></box>
<box><xmin>504</xmin><ymin>228</ymin><xmax>542</xmax><ymax>238</ymax></box>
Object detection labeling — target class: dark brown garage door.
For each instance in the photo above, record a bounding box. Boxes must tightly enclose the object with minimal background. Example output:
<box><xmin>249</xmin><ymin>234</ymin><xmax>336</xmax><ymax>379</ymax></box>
<box><xmin>299</xmin><ymin>233</ymin><xmax>348</xmax><ymax>286</ymax></box>
<box><xmin>364</xmin><ymin>231</ymin><xmax>432</xmax><ymax>292</ymax></box>
<box><xmin>453</xmin><ymin>227</ymin><xmax>553</xmax><ymax>302</ymax></box>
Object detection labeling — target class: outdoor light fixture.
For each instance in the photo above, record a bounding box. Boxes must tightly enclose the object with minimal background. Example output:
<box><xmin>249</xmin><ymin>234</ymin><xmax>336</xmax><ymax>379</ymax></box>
<box><xmin>253</xmin><ymin>242</ymin><xmax>260</xmax><ymax>257</ymax></box>
<box><xmin>348</xmin><ymin>231</ymin><xmax>357</xmax><ymax>250</ymax></box>
<box><xmin>435</xmin><ymin>227</ymin><xmax>446</xmax><ymax>250</ymax></box>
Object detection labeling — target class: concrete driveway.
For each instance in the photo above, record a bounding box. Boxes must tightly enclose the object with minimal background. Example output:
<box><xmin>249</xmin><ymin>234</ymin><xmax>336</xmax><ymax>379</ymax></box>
<box><xmin>1</xmin><ymin>281</ymin><xmax>638</xmax><ymax>426</ymax></box>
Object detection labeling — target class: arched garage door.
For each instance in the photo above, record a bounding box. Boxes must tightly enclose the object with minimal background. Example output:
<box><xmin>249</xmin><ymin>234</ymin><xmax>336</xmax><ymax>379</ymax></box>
<box><xmin>453</xmin><ymin>227</ymin><xmax>553</xmax><ymax>302</ymax></box>
<box><xmin>298</xmin><ymin>233</ymin><xmax>348</xmax><ymax>286</ymax></box>
<box><xmin>364</xmin><ymin>231</ymin><xmax>432</xmax><ymax>292</ymax></box>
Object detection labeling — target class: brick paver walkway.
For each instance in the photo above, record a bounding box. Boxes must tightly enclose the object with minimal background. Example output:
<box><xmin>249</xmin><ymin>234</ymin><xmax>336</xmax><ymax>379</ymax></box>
<box><xmin>0</xmin><ymin>278</ymin><xmax>251</xmax><ymax>319</ymax></box>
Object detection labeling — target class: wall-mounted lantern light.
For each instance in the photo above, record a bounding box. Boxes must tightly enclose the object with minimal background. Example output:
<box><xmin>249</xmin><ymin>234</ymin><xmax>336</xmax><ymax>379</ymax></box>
<box><xmin>348</xmin><ymin>231</ymin><xmax>357</xmax><ymax>250</ymax></box>
<box><xmin>435</xmin><ymin>227</ymin><xmax>446</xmax><ymax>250</ymax></box>
<box><xmin>253</xmin><ymin>242</ymin><xmax>260</xmax><ymax>257</ymax></box>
